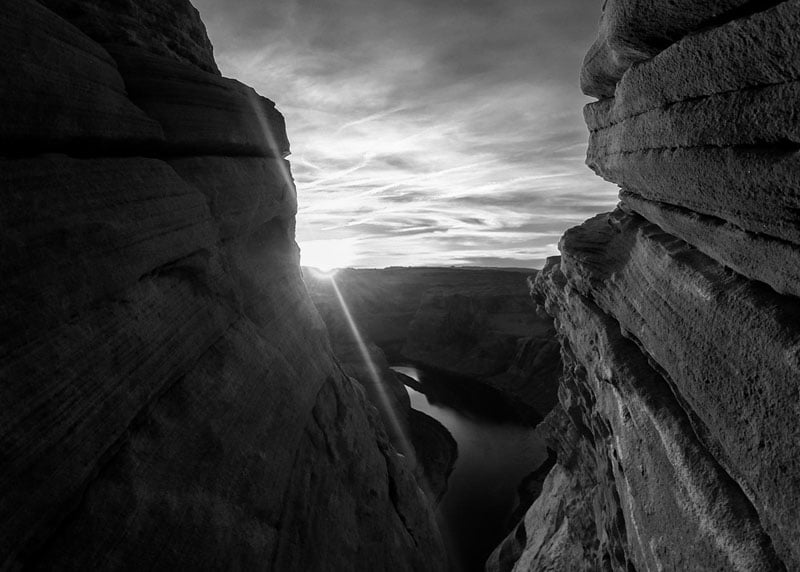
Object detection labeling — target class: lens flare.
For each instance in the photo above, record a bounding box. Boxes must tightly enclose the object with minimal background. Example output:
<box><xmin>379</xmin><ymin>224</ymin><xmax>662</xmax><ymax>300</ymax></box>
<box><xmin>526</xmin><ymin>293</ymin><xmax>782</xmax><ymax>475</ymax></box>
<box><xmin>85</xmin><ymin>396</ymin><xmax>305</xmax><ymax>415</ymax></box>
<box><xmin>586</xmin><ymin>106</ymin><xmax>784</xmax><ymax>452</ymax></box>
<box><xmin>248</xmin><ymin>88</ymin><xmax>436</xmax><ymax>511</ymax></box>
<box><xmin>300</xmin><ymin>238</ymin><xmax>355</xmax><ymax>272</ymax></box>
<box><xmin>328</xmin><ymin>277</ymin><xmax>431</xmax><ymax>491</ymax></box>
<box><xmin>307</xmin><ymin>267</ymin><xmax>340</xmax><ymax>280</ymax></box>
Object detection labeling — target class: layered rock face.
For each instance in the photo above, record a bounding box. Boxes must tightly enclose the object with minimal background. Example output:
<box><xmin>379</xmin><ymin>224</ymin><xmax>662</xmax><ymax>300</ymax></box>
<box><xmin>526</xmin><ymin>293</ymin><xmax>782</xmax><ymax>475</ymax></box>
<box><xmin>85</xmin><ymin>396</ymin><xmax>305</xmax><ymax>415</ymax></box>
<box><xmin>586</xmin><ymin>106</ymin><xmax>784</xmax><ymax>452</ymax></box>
<box><xmin>306</xmin><ymin>267</ymin><xmax>561</xmax><ymax>420</ymax></box>
<box><xmin>0</xmin><ymin>1</ymin><xmax>446</xmax><ymax>570</ymax></box>
<box><xmin>494</xmin><ymin>1</ymin><xmax>800</xmax><ymax>570</ymax></box>
<box><xmin>402</xmin><ymin>279</ymin><xmax>559</xmax><ymax>421</ymax></box>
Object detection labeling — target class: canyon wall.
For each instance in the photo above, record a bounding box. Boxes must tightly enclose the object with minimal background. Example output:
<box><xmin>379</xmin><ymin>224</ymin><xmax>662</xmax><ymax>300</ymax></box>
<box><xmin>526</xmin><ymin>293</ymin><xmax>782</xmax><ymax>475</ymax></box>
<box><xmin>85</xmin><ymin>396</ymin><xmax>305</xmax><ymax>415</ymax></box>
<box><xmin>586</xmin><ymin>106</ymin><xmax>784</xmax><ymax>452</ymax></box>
<box><xmin>304</xmin><ymin>272</ymin><xmax>458</xmax><ymax>504</ymax></box>
<box><xmin>0</xmin><ymin>1</ymin><xmax>446</xmax><ymax>570</ymax></box>
<box><xmin>402</xmin><ymin>275</ymin><xmax>560</xmax><ymax>420</ymax></box>
<box><xmin>492</xmin><ymin>1</ymin><xmax>800</xmax><ymax>570</ymax></box>
<box><xmin>306</xmin><ymin>267</ymin><xmax>560</xmax><ymax>420</ymax></box>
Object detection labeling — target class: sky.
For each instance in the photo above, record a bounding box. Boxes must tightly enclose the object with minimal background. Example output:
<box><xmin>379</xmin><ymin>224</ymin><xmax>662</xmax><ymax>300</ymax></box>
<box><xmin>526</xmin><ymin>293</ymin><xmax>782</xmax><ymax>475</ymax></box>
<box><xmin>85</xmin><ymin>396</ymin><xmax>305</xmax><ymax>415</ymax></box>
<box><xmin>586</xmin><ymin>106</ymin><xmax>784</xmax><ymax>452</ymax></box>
<box><xmin>192</xmin><ymin>0</ymin><xmax>618</xmax><ymax>269</ymax></box>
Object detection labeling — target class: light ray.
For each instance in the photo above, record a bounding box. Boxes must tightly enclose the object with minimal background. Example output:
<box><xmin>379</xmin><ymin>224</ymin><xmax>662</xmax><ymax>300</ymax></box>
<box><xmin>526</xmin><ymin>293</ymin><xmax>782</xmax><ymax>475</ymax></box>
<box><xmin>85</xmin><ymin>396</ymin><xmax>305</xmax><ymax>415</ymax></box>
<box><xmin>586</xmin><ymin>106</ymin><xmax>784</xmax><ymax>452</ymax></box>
<box><xmin>327</xmin><ymin>275</ymin><xmax>433</xmax><ymax>497</ymax></box>
<box><xmin>247</xmin><ymin>91</ymin><xmax>297</xmax><ymax>193</ymax></box>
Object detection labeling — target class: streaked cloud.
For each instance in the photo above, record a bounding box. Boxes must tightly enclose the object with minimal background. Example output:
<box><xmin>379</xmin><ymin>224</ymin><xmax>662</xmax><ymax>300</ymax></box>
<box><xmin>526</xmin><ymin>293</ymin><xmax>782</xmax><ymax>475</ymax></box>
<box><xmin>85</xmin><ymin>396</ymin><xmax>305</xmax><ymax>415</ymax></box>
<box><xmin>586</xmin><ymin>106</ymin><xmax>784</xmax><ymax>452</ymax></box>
<box><xmin>193</xmin><ymin>0</ymin><xmax>618</xmax><ymax>268</ymax></box>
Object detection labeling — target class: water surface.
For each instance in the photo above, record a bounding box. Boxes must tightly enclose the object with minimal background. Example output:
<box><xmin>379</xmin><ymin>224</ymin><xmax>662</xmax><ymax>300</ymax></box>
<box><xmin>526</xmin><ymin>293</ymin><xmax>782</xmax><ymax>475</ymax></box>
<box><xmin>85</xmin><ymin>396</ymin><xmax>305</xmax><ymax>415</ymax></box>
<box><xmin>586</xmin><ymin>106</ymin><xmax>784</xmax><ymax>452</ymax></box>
<box><xmin>392</xmin><ymin>365</ymin><xmax>546</xmax><ymax>572</ymax></box>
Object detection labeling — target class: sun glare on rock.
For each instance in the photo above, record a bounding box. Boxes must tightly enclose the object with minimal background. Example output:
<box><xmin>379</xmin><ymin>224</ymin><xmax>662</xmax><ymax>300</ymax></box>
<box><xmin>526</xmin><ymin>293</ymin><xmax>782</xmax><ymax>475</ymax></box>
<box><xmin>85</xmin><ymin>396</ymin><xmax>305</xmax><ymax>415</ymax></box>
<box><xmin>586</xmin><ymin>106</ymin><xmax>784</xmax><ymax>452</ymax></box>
<box><xmin>300</xmin><ymin>238</ymin><xmax>356</xmax><ymax>273</ymax></box>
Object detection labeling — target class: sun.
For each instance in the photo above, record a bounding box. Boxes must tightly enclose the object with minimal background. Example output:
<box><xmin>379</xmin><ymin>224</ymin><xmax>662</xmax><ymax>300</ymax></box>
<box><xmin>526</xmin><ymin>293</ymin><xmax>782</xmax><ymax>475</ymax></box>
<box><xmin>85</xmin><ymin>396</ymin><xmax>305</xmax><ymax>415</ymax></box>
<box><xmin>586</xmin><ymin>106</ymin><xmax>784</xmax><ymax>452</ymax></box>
<box><xmin>300</xmin><ymin>238</ymin><xmax>356</xmax><ymax>273</ymax></box>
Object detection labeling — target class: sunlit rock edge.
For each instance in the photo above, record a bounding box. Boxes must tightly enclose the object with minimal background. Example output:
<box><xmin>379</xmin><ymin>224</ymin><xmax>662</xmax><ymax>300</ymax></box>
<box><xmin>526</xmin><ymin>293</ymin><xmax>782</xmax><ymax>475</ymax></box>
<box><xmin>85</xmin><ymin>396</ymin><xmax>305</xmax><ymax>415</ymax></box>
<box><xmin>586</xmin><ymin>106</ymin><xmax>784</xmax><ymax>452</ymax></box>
<box><xmin>491</xmin><ymin>1</ymin><xmax>800</xmax><ymax>570</ymax></box>
<box><xmin>0</xmin><ymin>1</ymin><xmax>447</xmax><ymax>570</ymax></box>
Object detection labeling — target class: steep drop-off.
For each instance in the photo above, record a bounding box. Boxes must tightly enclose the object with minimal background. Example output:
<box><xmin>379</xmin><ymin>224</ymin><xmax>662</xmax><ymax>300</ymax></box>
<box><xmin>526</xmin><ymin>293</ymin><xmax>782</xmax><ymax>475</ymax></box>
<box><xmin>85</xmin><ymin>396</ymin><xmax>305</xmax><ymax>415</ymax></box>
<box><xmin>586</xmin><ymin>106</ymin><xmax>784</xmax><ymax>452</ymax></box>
<box><xmin>0</xmin><ymin>1</ymin><xmax>446</xmax><ymax>570</ymax></box>
<box><xmin>493</xmin><ymin>1</ymin><xmax>800</xmax><ymax>570</ymax></box>
<box><xmin>305</xmin><ymin>267</ymin><xmax>561</xmax><ymax>420</ymax></box>
<box><xmin>302</xmin><ymin>290</ymin><xmax>458</xmax><ymax>505</ymax></box>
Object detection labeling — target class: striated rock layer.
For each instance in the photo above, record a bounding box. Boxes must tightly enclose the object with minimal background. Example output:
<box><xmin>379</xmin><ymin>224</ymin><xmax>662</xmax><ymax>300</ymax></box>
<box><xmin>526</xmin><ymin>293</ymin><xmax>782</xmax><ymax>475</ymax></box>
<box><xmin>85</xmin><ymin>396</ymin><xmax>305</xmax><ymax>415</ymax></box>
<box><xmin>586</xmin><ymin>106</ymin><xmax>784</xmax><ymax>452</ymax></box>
<box><xmin>0</xmin><ymin>1</ymin><xmax>446</xmax><ymax>570</ymax></box>
<box><xmin>495</xmin><ymin>1</ymin><xmax>800</xmax><ymax>570</ymax></box>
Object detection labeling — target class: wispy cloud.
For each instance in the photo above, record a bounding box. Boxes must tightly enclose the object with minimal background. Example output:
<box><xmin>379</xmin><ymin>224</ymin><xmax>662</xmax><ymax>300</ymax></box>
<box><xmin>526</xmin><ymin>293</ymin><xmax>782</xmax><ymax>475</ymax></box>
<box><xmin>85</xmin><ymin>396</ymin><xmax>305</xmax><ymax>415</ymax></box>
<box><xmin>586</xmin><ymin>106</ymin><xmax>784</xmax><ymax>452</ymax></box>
<box><xmin>193</xmin><ymin>0</ymin><xmax>617</xmax><ymax>268</ymax></box>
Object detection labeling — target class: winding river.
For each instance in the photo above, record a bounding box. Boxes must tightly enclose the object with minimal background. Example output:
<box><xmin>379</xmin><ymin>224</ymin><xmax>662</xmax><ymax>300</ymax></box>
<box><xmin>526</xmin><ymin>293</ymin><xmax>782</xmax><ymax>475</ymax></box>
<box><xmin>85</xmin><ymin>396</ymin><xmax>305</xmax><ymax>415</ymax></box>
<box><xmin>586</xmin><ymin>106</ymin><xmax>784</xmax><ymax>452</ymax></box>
<box><xmin>391</xmin><ymin>365</ymin><xmax>547</xmax><ymax>572</ymax></box>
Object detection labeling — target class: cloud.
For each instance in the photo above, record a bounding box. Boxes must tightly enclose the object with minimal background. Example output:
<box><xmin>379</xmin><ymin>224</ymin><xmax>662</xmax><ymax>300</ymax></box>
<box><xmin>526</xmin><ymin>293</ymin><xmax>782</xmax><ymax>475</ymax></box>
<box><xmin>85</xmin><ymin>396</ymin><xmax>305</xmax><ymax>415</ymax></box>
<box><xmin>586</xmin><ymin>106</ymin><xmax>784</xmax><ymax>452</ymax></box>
<box><xmin>192</xmin><ymin>0</ymin><xmax>617</xmax><ymax>268</ymax></box>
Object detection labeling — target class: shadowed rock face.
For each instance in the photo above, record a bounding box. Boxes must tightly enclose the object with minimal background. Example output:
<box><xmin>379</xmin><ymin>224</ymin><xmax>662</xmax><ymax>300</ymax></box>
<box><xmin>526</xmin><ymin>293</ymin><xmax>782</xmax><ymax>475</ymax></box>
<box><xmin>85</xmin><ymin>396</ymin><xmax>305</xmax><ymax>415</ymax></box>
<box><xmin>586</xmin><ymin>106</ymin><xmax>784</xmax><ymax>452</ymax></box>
<box><xmin>494</xmin><ymin>1</ymin><xmax>800</xmax><ymax>570</ymax></box>
<box><xmin>39</xmin><ymin>0</ymin><xmax>220</xmax><ymax>74</ymax></box>
<box><xmin>305</xmin><ymin>267</ymin><xmax>561</xmax><ymax>421</ymax></box>
<box><xmin>312</xmin><ymin>322</ymin><xmax>458</xmax><ymax>505</ymax></box>
<box><xmin>0</xmin><ymin>1</ymin><xmax>446</xmax><ymax>570</ymax></box>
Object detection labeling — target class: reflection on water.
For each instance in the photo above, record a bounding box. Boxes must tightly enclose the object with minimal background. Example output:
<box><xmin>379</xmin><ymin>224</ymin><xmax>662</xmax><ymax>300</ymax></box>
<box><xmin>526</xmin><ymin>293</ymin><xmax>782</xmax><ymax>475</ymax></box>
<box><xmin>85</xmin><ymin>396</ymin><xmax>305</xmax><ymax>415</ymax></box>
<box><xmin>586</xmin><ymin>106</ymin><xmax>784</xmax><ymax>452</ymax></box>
<box><xmin>392</xmin><ymin>365</ymin><xmax>546</xmax><ymax>572</ymax></box>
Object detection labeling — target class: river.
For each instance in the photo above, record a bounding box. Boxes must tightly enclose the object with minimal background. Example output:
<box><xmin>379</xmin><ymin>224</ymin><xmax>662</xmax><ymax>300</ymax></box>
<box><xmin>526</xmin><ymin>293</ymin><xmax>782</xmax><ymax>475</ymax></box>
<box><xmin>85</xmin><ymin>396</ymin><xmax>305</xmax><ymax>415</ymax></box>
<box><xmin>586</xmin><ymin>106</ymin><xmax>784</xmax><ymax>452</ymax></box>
<box><xmin>391</xmin><ymin>365</ymin><xmax>547</xmax><ymax>572</ymax></box>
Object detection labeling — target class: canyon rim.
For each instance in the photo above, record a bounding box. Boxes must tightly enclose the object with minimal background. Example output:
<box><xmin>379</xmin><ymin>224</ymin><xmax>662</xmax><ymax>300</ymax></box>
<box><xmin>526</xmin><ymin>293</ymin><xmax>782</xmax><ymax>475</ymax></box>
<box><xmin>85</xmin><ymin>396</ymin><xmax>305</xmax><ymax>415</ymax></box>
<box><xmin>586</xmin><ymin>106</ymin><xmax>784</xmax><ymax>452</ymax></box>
<box><xmin>2</xmin><ymin>1</ymin><xmax>800</xmax><ymax>571</ymax></box>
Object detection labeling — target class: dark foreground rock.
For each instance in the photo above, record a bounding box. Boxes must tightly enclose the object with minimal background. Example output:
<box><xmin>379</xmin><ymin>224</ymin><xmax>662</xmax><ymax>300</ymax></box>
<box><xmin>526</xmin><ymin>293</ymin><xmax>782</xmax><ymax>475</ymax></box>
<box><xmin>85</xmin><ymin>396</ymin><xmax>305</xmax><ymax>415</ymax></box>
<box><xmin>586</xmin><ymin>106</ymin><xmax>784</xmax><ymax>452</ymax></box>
<box><xmin>312</xmin><ymin>318</ymin><xmax>458</xmax><ymax>504</ymax></box>
<box><xmin>0</xmin><ymin>1</ymin><xmax>446</xmax><ymax>570</ymax></box>
<box><xmin>497</xmin><ymin>1</ymin><xmax>800</xmax><ymax>570</ymax></box>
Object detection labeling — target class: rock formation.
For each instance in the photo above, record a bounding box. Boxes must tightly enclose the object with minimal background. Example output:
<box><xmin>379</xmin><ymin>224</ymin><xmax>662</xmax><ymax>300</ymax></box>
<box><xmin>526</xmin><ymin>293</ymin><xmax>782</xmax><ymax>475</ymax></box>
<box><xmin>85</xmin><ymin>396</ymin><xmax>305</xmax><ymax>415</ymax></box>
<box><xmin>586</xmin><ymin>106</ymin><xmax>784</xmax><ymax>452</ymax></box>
<box><xmin>492</xmin><ymin>1</ymin><xmax>800</xmax><ymax>570</ymax></box>
<box><xmin>306</xmin><ymin>267</ymin><xmax>561</xmax><ymax>420</ymax></box>
<box><xmin>306</xmin><ymin>268</ymin><xmax>559</xmax><ymax>571</ymax></box>
<box><xmin>0</xmin><ymin>1</ymin><xmax>446</xmax><ymax>570</ymax></box>
<box><xmin>402</xmin><ymin>277</ymin><xmax>559</xmax><ymax>420</ymax></box>
<box><xmin>302</xmin><ymin>282</ymin><xmax>458</xmax><ymax>504</ymax></box>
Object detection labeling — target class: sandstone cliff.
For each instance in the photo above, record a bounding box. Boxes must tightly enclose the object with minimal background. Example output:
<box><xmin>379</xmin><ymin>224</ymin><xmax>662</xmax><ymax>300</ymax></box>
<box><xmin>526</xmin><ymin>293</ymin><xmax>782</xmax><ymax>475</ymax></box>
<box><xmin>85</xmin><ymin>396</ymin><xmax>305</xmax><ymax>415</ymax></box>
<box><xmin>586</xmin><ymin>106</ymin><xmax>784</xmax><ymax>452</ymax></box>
<box><xmin>402</xmin><ymin>280</ymin><xmax>559</xmax><ymax>421</ymax></box>
<box><xmin>492</xmin><ymin>1</ymin><xmax>800</xmax><ymax>570</ymax></box>
<box><xmin>0</xmin><ymin>1</ymin><xmax>446</xmax><ymax>569</ymax></box>
<box><xmin>306</xmin><ymin>267</ymin><xmax>561</xmax><ymax>420</ymax></box>
<box><xmin>302</xmin><ymin>290</ymin><xmax>458</xmax><ymax>504</ymax></box>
